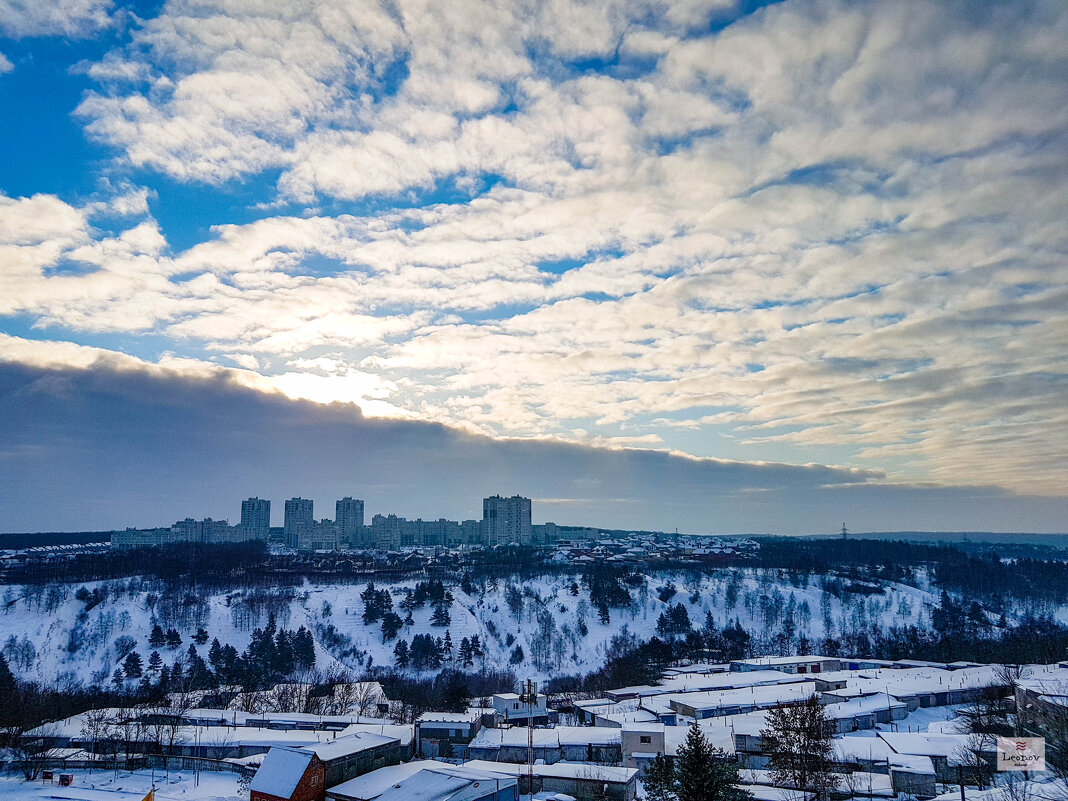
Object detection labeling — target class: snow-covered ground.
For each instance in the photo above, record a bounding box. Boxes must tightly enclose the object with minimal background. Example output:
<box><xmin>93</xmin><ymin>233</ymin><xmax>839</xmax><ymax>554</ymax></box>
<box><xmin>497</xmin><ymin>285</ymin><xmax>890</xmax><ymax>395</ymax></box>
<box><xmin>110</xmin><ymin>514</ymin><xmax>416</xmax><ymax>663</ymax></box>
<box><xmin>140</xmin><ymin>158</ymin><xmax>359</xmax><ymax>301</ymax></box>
<box><xmin>0</xmin><ymin>568</ymin><xmax>965</xmax><ymax>686</ymax></box>
<box><xmin>0</xmin><ymin>769</ymin><xmax>242</xmax><ymax>801</ymax></box>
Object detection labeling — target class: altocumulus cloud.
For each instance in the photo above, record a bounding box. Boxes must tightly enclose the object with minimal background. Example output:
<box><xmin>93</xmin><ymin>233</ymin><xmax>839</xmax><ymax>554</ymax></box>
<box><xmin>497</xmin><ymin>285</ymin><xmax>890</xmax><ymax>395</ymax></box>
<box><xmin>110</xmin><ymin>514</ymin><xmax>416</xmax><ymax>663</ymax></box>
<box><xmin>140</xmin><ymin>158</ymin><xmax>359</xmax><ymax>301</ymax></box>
<box><xmin>0</xmin><ymin>0</ymin><xmax>1066</xmax><ymax>508</ymax></box>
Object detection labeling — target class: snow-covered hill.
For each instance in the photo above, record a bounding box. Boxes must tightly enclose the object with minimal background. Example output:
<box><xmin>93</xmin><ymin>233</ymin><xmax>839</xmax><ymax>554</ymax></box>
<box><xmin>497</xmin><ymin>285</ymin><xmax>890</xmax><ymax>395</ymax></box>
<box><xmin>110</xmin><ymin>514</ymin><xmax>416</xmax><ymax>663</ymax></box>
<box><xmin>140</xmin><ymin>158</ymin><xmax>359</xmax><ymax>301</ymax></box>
<box><xmin>0</xmin><ymin>569</ymin><xmax>950</xmax><ymax>687</ymax></box>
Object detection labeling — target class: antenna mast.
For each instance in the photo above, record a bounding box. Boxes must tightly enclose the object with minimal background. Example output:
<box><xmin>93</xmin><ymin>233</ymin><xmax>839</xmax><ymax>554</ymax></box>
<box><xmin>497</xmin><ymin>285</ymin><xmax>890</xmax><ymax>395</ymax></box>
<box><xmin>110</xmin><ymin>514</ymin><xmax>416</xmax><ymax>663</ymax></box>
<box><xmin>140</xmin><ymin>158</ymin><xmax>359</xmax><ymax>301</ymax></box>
<box><xmin>519</xmin><ymin>679</ymin><xmax>537</xmax><ymax>799</ymax></box>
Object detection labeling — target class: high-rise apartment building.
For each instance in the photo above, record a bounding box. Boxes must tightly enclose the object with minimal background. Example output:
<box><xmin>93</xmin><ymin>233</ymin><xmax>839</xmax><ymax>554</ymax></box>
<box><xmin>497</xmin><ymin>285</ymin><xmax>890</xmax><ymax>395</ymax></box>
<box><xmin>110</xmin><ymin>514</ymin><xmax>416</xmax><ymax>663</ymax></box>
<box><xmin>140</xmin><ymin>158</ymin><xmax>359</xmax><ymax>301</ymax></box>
<box><xmin>482</xmin><ymin>495</ymin><xmax>532</xmax><ymax>546</ymax></box>
<box><xmin>284</xmin><ymin>497</ymin><xmax>314</xmax><ymax>549</ymax></box>
<box><xmin>371</xmin><ymin>513</ymin><xmax>404</xmax><ymax>551</ymax></box>
<box><xmin>240</xmin><ymin>497</ymin><xmax>271</xmax><ymax>539</ymax></box>
<box><xmin>335</xmin><ymin>497</ymin><xmax>365</xmax><ymax>546</ymax></box>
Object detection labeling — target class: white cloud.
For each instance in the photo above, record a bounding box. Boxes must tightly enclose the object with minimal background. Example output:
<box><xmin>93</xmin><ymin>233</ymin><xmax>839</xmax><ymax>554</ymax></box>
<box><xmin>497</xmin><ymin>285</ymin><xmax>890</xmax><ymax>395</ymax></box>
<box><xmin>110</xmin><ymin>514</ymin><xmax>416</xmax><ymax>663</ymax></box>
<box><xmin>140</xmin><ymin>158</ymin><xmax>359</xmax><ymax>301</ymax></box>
<box><xmin>0</xmin><ymin>52</ymin><xmax>12</xmax><ymax>73</ymax></box>
<box><xmin>4</xmin><ymin>0</ymin><xmax>1068</xmax><ymax>497</ymax></box>
<box><xmin>0</xmin><ymin>0</ymin><xmax>112</xmax><ymax>38</ymax></box>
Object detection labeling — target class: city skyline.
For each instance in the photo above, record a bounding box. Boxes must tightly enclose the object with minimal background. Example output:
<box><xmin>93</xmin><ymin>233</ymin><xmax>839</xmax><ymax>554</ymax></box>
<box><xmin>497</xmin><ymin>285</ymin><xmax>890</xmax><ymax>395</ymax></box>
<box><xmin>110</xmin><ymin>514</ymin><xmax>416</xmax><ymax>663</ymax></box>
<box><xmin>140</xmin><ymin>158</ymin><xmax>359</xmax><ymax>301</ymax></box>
<box><xmin>1</xmin><ymin>1</ymin><xmax>1066</xmax><ymax>534</ymax></box>
<box><xmin>110</xmin><ymin>492</ymin><xmax>539</xmax><ymax>549</ymax></box>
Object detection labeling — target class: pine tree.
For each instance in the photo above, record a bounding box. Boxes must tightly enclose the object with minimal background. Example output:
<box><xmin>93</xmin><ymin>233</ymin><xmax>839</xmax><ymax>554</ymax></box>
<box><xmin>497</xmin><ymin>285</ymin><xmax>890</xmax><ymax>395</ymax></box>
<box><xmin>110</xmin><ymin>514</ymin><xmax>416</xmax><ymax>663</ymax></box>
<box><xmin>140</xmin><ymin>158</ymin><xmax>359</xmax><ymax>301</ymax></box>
<box><xmin>208</xmin><ymin>639</ymin><xmax>223</xmax><ymax>671</ymax></box>
<box><xmin>676</xmin><ymin>723</ymin><xmax>714</xmax><ymax>801</ymax></box>
<box><xmin>430</xmin><ymin>602</ymin><xmax>451</xmax><ymax>627</ymax></box>
<box><xmin>704</xmin><ymin>611</ymin><xmax>716</xmax><ymax>633</ymax></box>
<box><xmin>123</xmin><ymin>651</ymin><xmax>144</xmax><ymax>679</ymax></box>
<box><xmin>509</xmin><ymin>644</ymin><xmax>524</xmax><ymax>664</ymax></box>
<box><xmin>275</xmin><ymin>630</ymin><xmax>296</xmax><ymax>675</ymax></box>
<box><xmin>113</xmin><ymin>667</ymin><xmax>126</xmax><ymax>688</ymax></box>
<box><xmin>170</xmin><ymin>659</ymin><xmax>184</xmax><ymax>689</ymax></box>
<box><xmin>381</xmin><ymin>612</ymin><xmax>403</xmax><ymax>642</ymax></box>
<box><xmin>598</xmin><ymin>602</ymin><xmax>610</xmax><ymax>624</ymax></box>
<box><xmin>293</xmin><ymin>626</ymin><xmax>316</xmax><ymax>670</ymax></box>
<box><xmin>148</xmin><ymin>650</ymin><xmax>163</xmax><ymax>673</ymax></box>
<box><xmin>0</xmin><ymin>654</ymin><xmax>17</xmax><ymax>726</ymax></box>
<box><xmin>149</xmin><ymin>624</ymin><xmax>166</xmax><ymax>648</ymax></box>
<box><xmin>459</xmin><ymin>637</ymin><xmax>473</xmax><ymax>668</ymax></box>
<box><xmin>674</xmin><ymin>723</ymin><xmax>748</xmax><ymax>801</ymax></box>
<box><xmin>393</xmin><ymin>639</ymin><xmax>410</xmax><ymax>669</ymax></box>
<box><xmin>643</xmin><ymin>752</ymin><xmax>677</xmax><ymax>801</ymax></box>
<box><xmin>165</xmin><ymin>628</ymin><xmax>182</xmax><ymax>648</ymax></box>
<box><xmin>443</xmin><ymin>630</ymin><xmax>453</xmax><ymax>659</ymax></box>
<box><xmin>193</xmin><ymin>627</ymin><xmax>209</xmax><ymax>645</ymax></box>
<box><xmin>439</xmin><ymin>670</ymin><xmax>469</xmax><ymax>712</ymax></box>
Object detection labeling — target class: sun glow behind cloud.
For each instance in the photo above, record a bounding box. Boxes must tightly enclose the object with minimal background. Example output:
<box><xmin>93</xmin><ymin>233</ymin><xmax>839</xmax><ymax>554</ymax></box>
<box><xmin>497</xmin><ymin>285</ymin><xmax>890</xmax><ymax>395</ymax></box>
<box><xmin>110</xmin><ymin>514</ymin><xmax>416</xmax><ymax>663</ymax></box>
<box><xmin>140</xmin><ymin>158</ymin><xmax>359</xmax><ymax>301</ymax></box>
<box><xmin>0</xmin><ymin>0</ymin><xmax>1066</xmax><ymax>509</ymax></box>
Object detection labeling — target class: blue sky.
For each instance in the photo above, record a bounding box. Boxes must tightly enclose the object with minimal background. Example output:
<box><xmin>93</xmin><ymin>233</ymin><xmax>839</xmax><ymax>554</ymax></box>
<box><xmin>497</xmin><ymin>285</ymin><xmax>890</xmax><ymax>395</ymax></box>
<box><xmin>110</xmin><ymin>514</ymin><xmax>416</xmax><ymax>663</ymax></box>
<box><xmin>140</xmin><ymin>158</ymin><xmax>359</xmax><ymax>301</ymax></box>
<box><xmin>1</xmin><ymin>0</ymin><xmax>1066</xmax><ymax>532</ymax></box>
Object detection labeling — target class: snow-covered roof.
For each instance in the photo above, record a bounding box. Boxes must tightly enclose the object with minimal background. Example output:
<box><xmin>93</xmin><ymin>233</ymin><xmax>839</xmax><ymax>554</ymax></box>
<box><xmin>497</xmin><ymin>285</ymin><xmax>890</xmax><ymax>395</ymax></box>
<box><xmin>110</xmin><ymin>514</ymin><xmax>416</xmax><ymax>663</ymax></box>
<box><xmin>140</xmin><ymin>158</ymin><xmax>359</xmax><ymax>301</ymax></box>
<box><xmin>732</xmin><ymin>655</ymin><xmax>837</xmax><ymax>667</ymax></box>
<box><xmin>668</xmin><ymin>681</ymin><xmax>820</xmax><ymax>712</ymax></box>
<box><xmin>461</xmin><ymin>759</ymin><xmax>638</xmax><ymax>784</ymax></box>
<box><xmin>327</xmin><ymin>760</ymin><xmax>428</xmax><ymax>799</ymax></box>
<box><xmin>817</xmin><ymin>665</ymin><xmax>1001</xmax><ymax>700</ymax></box>
<box><xmin>417</xmin><ymin>711</ymin><xmax>479</xmax><ymax>724</ymax></box>
<box><xmin>740</xmin><ymin>769</ymin><xmax>893</xmax><ymax>797</ymax></box>
<box><xmin>878</xmin><ymin>732</ymin><xmax>991</xmax><ymax>763</ymax></box>
<box><xmin>824</xmin><ymin>693</ymin><xmax>908</xmax><ymax>718</ymax></box>
<box><xmin>888</xmin><ymin>754</ymin><xmax>937</xmax><ymax>775</ymax></box>
<box><xmin>620</xmin><ymin>721</ymin><xmax>665</xmax><ymax>734</ymax></box>
<box><xmin>301</xmin><ymin>731</ymin><xmax>397</xmax><ymax>761</ymax></box>
<box><xmin>596</xmin><ymin>709</ymin><xmax>659</xmax><ymax>725</ymax></box>
<box><xmin>703</xmin><ymin>709</ymin><xmax>770</xmax><ymax>738</ymax></box>
<box><xmin>743</xmin><ymin>784</ymin><xmax>815</xmax><ymax>801</ymax></box>
<box><xmin>345</xmin><ymin>723</ymin><xmax>415</xmax><ymax>748</ymax></box>
<box><xmin>663</xmin><ymin>662</ymin><xmax>729</xmax><ymax>676</ymax></box>
<box><xmin>1017</xmin><ymin>667</ymin><xmax>1068</xmax><ymax>697</ymax></box>
<box><xmin>607</xmin><ymin>669</ymin><xmax>802</xmax><ymax>699</ymax></box>
<box><xmin>328</xmin><ymin>760</ymin><xmax>517</xmax><ymax>801</ymax></box>
<box><xmin>661</xmin><ymin>724</ymin><xmax>736</xmax><ymax>756</ymax></box>
<box><xmin>469</xmin><ymin>726</ymin><xmax>619</xmax><ymax>749</ymax></box>
<box><xmin>248</xmin><ymin>746</ymin><xmax>314</xmax><ymax>797</ymax></box>
<box><xmin>832</xmin><ymin>735</ymin><xmax>897</xmax><ymax>763</ymax></box>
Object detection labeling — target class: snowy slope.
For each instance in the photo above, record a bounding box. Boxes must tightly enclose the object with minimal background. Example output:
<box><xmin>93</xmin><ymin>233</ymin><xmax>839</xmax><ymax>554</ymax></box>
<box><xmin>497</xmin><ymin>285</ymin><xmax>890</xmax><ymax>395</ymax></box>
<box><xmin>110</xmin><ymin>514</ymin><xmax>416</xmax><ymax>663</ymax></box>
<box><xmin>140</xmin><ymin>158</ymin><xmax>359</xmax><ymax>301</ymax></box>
<box><xmin>0</xmin><ymin>568</ymin><xmax>955</xmax><ymax>687</ymax></box>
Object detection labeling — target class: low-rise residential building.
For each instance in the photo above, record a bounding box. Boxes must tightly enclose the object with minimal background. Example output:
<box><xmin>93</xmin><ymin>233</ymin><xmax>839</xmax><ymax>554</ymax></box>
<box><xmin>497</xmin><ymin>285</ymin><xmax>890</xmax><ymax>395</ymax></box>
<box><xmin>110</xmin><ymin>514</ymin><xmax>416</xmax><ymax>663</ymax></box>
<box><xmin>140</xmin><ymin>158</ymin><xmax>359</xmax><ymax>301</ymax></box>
<box><xmin>462</xmin><ymin>759</ymin><xmax>640</xmax><ymax>800</ymax></box>
<box><xmin>730</xmin><ymin>656</ymin><xmax>841</xmax><ymax>675</ymax></box>
<box><xmin>326</xmin><ymin>760</ymin><xmax>518</xmax><ymax>801</ymax></box>
<box><xmin>491</xmin><ymin>692</ymin><xmax>549</xmax><ymax>725</ymax></box>
<box><xmin>415</xmin><ymin>711</ymin><xmax>483</xmax><ymax>759</ymax></box>
<box><xmin>467</xmin><ymin>725</ymin><xmax>622</xmax><ymax>765</ymax></box>
<box><xmin>668</xmin><ymin>681</ymin><xmax>820</xmax><ymax>720</ymax></box>
<box><xmin>249</xmin><ymin>747</ymin><xmax>325</xmax><ymax>801</ymax></box>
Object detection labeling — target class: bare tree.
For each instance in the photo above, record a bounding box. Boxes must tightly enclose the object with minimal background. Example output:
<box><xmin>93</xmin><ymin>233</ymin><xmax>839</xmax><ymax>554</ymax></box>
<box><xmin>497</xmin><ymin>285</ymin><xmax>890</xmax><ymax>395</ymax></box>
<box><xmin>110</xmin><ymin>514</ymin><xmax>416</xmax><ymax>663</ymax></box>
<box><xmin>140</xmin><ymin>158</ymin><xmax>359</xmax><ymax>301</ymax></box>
<box><xmin>204</xmin><ymin>726</ymin><xmax>236</xmax><ymax>760</ymax></box>
<box><xmin>954</xmin><ymin>732</ymin><xmax>995</xmax><ymax>790</ymax></box>
<box><xmin>840</xmin><ymin>769</ymin><xmax>861</xmax><ymax>801</ymax></box>
<box><xmin>80</xmin><ymin>708</ymin><xmax>115</xmax><ymax>773</ymax></box>
<box><xmin>13</xmin><ymin>723</ymin><xmax>64</xmax><ymax>781</ymax></box>
<box><xmin>760</xmin><ymin>697</ymin><xmax>840</xmax><ymax>799</ymax></box>
<box><xmin>347</xmin><ymin>681</ymin><xmax>385</xmax><ymax>720</ymax></box>
<box><xmin>997</xmin><ymin>772</ymin><xmax>1035</xmax><ymax>801</ymax></box>
<box><xmin>117</xmin><ymin>713</ymin><xmax>147</xmax><ymax>764</ymax></box>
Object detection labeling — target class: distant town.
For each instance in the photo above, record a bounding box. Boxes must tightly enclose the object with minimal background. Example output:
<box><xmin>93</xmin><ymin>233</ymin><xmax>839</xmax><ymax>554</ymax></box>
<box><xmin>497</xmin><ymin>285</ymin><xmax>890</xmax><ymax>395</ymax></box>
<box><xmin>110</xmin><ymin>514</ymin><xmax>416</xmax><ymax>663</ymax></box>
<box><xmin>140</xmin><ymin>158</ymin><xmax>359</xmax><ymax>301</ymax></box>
<box><xmin>107</xmin><ymin>495</ymin><xmax>760</xmax><ymax>558</ymax></box>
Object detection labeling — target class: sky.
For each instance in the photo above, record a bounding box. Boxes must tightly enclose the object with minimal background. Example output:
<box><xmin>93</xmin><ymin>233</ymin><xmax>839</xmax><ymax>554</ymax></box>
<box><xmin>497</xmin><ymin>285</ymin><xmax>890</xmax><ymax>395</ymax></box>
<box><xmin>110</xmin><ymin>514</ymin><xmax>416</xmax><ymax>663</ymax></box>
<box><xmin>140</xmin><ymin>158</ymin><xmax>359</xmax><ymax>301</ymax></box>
<box><xmin>0</xmin><ymin>0</ymin><xmax>1066</xmax><ymax>534</ymax></box>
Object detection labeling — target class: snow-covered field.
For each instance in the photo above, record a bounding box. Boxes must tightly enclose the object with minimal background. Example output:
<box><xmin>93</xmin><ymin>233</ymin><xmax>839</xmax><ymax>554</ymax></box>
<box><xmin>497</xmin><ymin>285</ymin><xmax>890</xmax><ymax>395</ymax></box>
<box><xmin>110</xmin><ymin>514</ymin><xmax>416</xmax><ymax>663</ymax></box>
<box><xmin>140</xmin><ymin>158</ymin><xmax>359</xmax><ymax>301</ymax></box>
<box><xmin>0</xmin><ymin>769</ymin><xmax>241</xmax><ymax>801</ymax></box>
<box><xmin>1</xmin><ymin>569</ymin><xmax>949</xmax><ymax>686</ymax></box>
